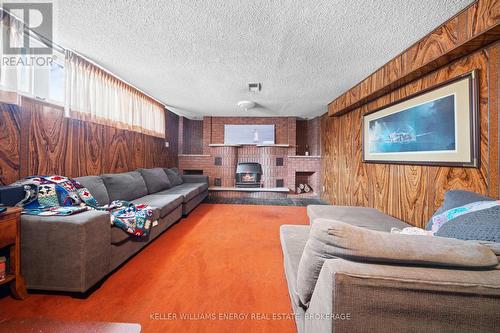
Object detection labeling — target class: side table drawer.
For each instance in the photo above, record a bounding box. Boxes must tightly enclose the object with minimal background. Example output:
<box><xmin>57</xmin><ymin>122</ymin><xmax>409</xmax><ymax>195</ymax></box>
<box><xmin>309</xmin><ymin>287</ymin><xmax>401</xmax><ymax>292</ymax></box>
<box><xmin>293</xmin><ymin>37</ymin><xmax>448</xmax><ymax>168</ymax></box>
<box><xmin>0</xmin><ymin>218</ymin><xmax>16</xmax><ymax>248</ymax></box>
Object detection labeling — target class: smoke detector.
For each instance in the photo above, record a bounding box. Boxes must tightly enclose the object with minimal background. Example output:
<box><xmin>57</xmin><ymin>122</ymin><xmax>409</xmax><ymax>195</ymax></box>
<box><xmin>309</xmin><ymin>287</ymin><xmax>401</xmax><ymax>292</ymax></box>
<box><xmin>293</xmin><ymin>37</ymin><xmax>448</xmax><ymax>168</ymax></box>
<box><xmin>237</xmin><ymin>100</ymin><xmax>256</xmax><ymax>111</ymax></box>
<box><xmin>248</xmin><ymin>82</ymin><xmax>261</xmax><ymax>93</ymax></box>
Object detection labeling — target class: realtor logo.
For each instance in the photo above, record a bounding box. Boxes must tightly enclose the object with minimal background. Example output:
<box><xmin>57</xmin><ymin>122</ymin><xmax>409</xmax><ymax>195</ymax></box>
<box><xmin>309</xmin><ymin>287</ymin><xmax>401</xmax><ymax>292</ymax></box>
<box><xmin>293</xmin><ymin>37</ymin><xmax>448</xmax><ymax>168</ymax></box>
<box><xmin>2</xmin><ymin>2</ymin><xmax>53</xmax><ymax>55</ymax></box>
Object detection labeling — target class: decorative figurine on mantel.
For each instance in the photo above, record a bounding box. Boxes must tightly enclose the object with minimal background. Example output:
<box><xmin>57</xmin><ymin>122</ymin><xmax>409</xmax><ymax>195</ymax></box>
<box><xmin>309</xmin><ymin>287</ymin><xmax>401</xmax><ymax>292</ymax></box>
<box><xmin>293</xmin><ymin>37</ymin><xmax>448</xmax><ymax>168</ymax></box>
<box><xmin>253</xmin><ymin>129</ymin><xmax>259</xmax><ymax>144</ymax></box>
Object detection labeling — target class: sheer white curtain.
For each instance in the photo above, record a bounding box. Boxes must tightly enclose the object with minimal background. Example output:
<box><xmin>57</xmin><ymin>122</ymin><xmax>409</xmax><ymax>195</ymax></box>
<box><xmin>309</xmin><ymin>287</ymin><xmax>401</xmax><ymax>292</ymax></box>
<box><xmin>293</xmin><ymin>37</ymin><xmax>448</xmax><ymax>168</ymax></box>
<box><xmin>0</xmin><ymin>11</ymin><xmax>24</xmax><ymax>94</ymax></box>
<box><xmin>64</xmin><ymin>51</ymin><xmax>165</xmax><ymax>138</ymax></box>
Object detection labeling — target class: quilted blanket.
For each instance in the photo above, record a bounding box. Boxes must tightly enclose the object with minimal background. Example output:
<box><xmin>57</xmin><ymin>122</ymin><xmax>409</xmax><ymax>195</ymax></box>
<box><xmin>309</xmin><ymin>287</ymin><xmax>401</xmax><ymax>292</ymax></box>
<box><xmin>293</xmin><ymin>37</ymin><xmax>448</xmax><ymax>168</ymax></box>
<box><xmin>13</xmin><ymin>175</ymin><xmax>154</xmax><ymax>237</ymax></box>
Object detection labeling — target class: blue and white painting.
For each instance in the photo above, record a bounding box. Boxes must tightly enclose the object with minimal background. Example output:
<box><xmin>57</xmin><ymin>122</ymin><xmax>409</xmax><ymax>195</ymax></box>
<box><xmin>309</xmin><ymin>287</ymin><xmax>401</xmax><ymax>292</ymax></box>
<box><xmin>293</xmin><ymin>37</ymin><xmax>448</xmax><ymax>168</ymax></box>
<box><xmin>368</xmin><ymin>94</ymin><xmax>456</xmax><ymax>154</ymax></box>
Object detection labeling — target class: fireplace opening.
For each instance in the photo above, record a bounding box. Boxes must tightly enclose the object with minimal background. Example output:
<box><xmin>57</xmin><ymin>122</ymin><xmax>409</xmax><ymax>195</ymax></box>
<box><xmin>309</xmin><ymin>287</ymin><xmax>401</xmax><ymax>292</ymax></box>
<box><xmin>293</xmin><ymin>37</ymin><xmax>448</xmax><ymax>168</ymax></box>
<box><xmin>236</xmin><ymin>162</ymin><xmax>262</xmax><ymax>188</ymax></box>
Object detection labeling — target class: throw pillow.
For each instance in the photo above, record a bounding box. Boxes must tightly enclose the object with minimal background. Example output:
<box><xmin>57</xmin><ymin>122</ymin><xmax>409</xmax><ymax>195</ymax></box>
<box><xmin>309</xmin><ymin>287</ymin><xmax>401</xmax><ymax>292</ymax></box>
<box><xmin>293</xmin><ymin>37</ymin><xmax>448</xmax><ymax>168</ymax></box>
<box><xmin>426</xmin><ymin>190</ymin><xmax>494</xmax><ymax>230</ymax></box>
<box><xmin>138</xmin><ymin>168</ymin><xmax>172</xmax><ymax>194</ymax></box>
<box><xmin>101</xmin><ymin>171</ymin><xmax>148</xmax><ymax>202</ymax></box>
<box><xmin>164</xmin><ymin>168</ymin><xmax>183</xmax><ymax>186</ymax></box>
<box><xmin>296</xmin><ymin>219</ymin><xmax>498</xmax><ymax>308</ymax></box>
<box><xmin>434</xmin><ymin>204</ymin><xmax>500</xmax><ymax>242</ymax></box>
<box><xmin>74</xmin><ymin>176</ymin><xmax>110</xmax><ymax>206</ymax></box>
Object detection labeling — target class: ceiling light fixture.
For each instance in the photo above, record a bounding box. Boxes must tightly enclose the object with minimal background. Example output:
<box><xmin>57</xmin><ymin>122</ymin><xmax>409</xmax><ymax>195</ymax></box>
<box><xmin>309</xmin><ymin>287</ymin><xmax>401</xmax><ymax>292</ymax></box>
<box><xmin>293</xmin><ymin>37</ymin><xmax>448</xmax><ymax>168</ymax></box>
<box><xmin>248</xmin><ymin>82</ymin><xmax>261</xmax><ymax>93</ymax></box>
<box><xmin>237</xmin><ymin>100</ymin><xmax>256</xmax><ymax>111</ymax></box>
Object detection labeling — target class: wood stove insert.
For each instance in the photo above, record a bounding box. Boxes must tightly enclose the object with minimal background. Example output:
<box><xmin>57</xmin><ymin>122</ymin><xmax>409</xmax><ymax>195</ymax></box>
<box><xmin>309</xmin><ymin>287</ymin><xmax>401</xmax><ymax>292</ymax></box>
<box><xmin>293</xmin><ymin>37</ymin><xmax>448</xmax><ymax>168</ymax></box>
<box><xmin>236</xmin><ymin>162</ymin><xmax>262</xmax><ymax>188</ymax></box>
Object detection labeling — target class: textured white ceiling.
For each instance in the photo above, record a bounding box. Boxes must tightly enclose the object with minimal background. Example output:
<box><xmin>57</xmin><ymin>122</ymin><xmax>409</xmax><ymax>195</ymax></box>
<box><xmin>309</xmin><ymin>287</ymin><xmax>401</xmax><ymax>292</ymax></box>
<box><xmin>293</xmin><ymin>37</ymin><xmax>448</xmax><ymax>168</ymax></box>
<box><xmin>54</xmin><ymin>0</ymin><xmax>473</xmax><ymax>119</ymax></box>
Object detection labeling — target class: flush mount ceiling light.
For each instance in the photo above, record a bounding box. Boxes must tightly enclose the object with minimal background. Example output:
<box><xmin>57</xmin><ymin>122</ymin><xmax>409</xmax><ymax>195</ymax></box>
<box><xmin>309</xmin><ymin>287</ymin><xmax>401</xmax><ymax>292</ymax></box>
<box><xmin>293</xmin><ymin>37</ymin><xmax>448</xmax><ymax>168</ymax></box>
<box><xmin>237</xmin><ymin>100</ymin><xmax>256</xmax><ymax>111</ymax></box>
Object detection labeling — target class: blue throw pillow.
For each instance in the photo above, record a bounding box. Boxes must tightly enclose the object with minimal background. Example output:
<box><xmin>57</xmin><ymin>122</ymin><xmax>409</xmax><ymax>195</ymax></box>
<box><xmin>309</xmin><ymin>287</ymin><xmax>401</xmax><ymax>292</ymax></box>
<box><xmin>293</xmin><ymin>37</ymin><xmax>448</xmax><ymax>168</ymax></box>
<box><xmin>435</xmin><ymin>206</ymin><xmax>500</xmax><ymax>242</ymax></box>
<box><xmin>426</xmin><ymin>190</ymin><xmax>494</xmax><ymax>231</ymax></box>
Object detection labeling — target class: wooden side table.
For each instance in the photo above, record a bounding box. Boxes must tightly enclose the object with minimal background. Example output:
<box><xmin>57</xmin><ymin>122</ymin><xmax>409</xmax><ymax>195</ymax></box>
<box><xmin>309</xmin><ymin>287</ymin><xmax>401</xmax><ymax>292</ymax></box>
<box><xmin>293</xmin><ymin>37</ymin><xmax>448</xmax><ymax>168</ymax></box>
<box><xmin>0</xmin><ymin>207</ymin><xmax>27</xmax><ymax>299</ymax></box>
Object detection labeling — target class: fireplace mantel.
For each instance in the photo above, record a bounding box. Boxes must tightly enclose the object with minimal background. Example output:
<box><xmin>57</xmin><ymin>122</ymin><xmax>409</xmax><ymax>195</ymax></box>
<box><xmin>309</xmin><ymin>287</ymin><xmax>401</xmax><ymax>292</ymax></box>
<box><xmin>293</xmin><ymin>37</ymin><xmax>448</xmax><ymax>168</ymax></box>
<box><xmin>208</xmin><ymin>144</ymin><xmax>291</xmax><ymax>148</ymax></box>
<box><xmin>209</xmin><ymin>187</ymin><xmax>289</xmax><ymax>193</ymax></box>
<box><xmin>287</xmin><ymin>155</ymin><xmax>321</xmax><ymax>159</ymax></box>
<box><xmin>256</xmin><ymin>144</ymin><xmax>291</xmax><ymax>147</ymax></box>
<box><xmin>208</xmin><ymin>144</ymin><xmax>242</xmax><ymax>147</ymax></box>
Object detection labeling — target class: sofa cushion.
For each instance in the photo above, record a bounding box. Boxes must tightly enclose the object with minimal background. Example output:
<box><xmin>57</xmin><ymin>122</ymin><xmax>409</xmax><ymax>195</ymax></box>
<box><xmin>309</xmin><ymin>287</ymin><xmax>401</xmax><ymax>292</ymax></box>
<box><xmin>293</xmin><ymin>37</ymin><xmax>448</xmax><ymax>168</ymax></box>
<box><xmin>426</xmin><ymin>190</ymin><xmax>495</xmax><ymax>231</ymax></box>
<box><xmin>307</xmin><ymin>205</ymin><xmax>410</xmax><ymax>231</ymax></box>
<box><xmin>164</xmin><ymin>168</ymin><xmax>183</xmax><ymax>186</ymax></box>
<box><xmin>74</xmin><ymin>176</ymin><xmax>110</xmax><ymax>206</ymax></box>
<box><xmin>137</xmin><ymin>168</ymin><xmax>172</xmax><ymax>194</ymax></box>
<box><xmin>157</xmin><ymin>183</ymin><xmax>205</xmax><ymax>202</ymax></box>
<box><xmin>324</xmin><ymin>219</ymin><xmax>498</xmax><ymax>267</ymax></box>
<box><xmin>132</xmin><ymin>194</ymin><xmax>183</xmax><ymax>218</ymax></box>
<box><xmin>187</xmin><ymin>182</ymin><xmax>208</xmax><ymax>193</ymax></box>
<box><xmin>296</xmin><ymin>219</ymin><xmax>498</xmax><ymax>308</ymax></box>
<box><xmin>280</xmin><ymin>225</ymin><xmax>311</xmax><ymax>308</ymax></box>
<box><xmin>102</xmin><ymin>171</ymin><xmax>148</xmax><ymax>202</ymax></box>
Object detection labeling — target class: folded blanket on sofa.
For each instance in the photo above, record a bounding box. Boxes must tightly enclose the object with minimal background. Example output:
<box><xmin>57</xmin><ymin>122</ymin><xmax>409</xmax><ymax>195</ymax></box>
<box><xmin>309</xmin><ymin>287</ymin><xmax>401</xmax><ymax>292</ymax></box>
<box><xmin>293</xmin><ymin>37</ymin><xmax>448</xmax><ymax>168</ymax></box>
<box><xmin>13</xmin><ymin>175</ymin><xmax>154</xmax><ymax>237</ymax></box>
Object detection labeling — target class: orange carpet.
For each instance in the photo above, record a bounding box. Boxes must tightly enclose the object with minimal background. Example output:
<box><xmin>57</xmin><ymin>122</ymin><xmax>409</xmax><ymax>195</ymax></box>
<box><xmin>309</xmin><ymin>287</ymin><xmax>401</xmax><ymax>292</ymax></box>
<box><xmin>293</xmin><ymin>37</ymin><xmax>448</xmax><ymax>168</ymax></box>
<box><xmin>0</xmin><ymin>204</ymin><xmax>308</xmax><ymax>332</ymax></box>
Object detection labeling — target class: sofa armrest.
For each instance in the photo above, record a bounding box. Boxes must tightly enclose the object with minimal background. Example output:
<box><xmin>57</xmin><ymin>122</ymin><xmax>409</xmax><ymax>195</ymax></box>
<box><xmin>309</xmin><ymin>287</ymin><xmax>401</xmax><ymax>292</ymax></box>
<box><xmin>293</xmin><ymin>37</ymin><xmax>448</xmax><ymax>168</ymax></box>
<box><xmin>306</xmin><ymin>258</ymin><xmax>500</xmax><ymax>333</ymax></box>
<box><xmin>182</xmin><ymin>175</ymin><xmax>208</xmax><ymax>184</ymax></box>
<box><xmin>21</xmin><ymin>211</ymin><xmax>111</xmax><ymax>293</ymax></box>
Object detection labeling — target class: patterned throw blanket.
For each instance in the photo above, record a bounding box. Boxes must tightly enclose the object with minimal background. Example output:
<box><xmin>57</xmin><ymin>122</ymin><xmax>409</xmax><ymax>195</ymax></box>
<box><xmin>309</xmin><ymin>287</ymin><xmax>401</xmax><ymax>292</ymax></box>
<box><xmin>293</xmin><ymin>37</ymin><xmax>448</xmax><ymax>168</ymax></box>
<box><xmin>13</xmin><ymin>175</ymin><xmax>154</xmax><ymax>237</ymax></box>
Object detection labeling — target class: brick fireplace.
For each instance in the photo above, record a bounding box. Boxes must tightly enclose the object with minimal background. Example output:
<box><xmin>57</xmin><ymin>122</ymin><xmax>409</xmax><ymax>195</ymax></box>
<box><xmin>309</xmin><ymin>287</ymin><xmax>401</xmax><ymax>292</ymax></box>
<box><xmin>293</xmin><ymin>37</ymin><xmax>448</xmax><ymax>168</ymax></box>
<box><xmin>178</xmin><ymin>116</ymin><xmax>321</xmax><ymax>198</ymax></box>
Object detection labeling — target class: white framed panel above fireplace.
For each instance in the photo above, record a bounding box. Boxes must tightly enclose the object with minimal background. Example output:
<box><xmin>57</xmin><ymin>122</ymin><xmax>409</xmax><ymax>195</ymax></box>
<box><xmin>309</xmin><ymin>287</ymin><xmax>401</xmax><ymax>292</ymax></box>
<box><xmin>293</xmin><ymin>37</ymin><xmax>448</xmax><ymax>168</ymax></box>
<box><xmin>224</xmin><ymin>124</ymin><xmax>275</xmax><ymax>145</ymax></box>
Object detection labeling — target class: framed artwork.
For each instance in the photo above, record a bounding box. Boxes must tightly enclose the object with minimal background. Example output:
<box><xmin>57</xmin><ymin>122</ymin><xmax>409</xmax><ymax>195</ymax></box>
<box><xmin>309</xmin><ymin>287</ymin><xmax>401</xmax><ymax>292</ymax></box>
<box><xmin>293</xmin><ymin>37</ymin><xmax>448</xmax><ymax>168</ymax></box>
<box><xmin>362</xmin><ymin>70</ymin><xmax>479</xmax><ymax>167</ymax></box>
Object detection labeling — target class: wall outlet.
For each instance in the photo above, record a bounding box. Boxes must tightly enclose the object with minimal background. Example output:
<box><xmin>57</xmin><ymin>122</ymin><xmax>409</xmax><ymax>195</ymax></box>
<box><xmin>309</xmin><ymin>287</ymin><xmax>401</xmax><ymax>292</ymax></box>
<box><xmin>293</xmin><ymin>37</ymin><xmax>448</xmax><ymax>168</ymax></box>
<box><xmin>322</xmin><ymin>185</ymin><xmax>325</xmax><ymax>192</ymax></box>
<box><xmin>165</xmin><ymin>141</ymin><xmax>169</xmax><ymax>148</ymax></box>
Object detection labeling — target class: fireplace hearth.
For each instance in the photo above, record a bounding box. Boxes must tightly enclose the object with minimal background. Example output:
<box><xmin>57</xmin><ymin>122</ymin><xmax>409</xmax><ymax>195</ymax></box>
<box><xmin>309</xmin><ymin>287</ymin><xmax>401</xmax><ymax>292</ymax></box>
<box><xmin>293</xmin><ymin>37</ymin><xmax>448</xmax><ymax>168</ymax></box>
<box><xmin>236</xmin><ymin>162</ymin><xmax>262</xmax><ymax>188</ymax></box>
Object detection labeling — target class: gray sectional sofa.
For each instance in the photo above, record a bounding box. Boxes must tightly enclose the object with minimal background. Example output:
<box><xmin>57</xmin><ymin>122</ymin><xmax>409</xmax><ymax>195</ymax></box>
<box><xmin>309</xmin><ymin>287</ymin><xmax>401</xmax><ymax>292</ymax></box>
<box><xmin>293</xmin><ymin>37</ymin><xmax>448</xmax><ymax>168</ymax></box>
<box><xmin>281</xmin><ymin>203</ymin><xmax>500</xmax><ymax>333</ymax></box>
<box><xmin>20</xmin><ymin>168</ymin><xmax>208</xmax><ymax>293</ymax></box>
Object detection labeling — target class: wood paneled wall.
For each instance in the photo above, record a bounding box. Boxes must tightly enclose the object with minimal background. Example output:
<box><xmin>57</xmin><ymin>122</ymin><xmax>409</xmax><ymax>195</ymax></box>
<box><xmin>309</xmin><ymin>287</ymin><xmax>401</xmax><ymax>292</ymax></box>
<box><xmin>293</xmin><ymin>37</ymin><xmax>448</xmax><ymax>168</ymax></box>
<box><xmin>0</xmin><ymin>103</ymin><xmax>20</xmax><ymax>185</ymax></box>
<box><xmin>0</xmin><ymin>97</ymin><xmax>178</xmax><ymax>185</ymax></box>
<box><xmin>180</xmin><ymin>118</ymin><xmax>203</xmax><ymax>155</ymax></box>
<box><xmin>320</xmin><ymin>43</ymin><xmax>499</xmax><ymax>228</ymax></box>
<box><xmin>328</xmin><ymin>0</ymin><xmax>500</xmax><ymax>116</ymax></box>
<box><xmin>166</xmin><ymin>110</ymin><xmax>180</xmax><ymax>166</ymax></box>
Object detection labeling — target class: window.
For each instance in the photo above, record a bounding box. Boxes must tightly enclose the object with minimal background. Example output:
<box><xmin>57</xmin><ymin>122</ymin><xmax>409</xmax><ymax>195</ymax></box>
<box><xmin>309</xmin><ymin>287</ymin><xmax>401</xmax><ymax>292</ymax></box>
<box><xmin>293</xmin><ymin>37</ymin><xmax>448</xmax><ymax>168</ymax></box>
<box><xmin>18</xmin><ymin>54</ymin><xmax>31</xmax><ymax>94</ymax></box>
<box><xmin>1</xmin><ymin>33</ymin><xmax>65</xmax><ymax>105</ymax></box>
<box><xmin>48</xmin><ymin>54</ymin><xmax>64</xmax><ymax>103</ymax></box>
<box><xmin>1</xmin><ymin>13</ymin><xmax>164</xmax><ymax>138</ymax></box>
<box><xmin>65</xmin><ymin>51</ymin><xmax>165</xmax><ymax>138</ymax></box>
<box><xmin>26</xmin><ymin>37</ymin><xmax>65</xmax><ymax>104</ymax></box>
